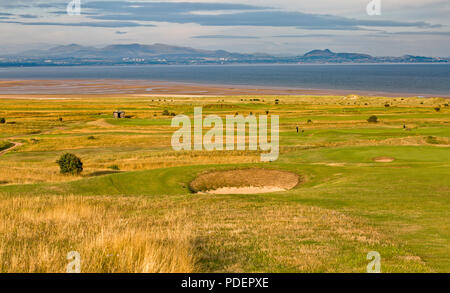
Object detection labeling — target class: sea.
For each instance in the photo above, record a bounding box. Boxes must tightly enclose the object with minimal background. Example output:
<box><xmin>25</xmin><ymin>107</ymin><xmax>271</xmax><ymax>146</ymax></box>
<box><xmin>0</xmin><ymin>63</ymin><xmax>449</xmax><ymax>95</ymax></box>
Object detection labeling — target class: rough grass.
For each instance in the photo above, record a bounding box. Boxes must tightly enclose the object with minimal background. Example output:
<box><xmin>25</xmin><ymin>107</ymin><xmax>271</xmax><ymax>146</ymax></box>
<box><xmin>0</xmin><ymin>195</ymin><xmax>195</xmax><ymax>273</ymax></box>
<box><xmin>0</xmin><ymin>193</ymin><xmax>430</xmax><ymax>273</ymax></box>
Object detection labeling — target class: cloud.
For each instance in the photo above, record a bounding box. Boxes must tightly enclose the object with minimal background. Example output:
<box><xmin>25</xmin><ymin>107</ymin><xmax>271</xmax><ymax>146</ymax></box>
<box><xmin>1</xmin><ymin>1</ymin><xmax>441</xmax><ymax>30</ymax></box>
<box><xmin>85</xmin><ymin>1</ymin><xmax>439</xmax><ymax>29</ymax></box>
<box><xmin>389</xmin><ymin>31</ymin><xmax>450</xmax><ymax>36</ymax></box>
<box><xmin>19</xmin><ymin>14</ymin><xmax>38</xmax><ymax>19</ymax></box>
<box><xmin>368</xmin><ymin>30</ymin><xmax>450</xmax><ymax>37</ymax></box>
<box><xmin>192</xmin><ymin>35</ymin><xmax>259</xmax><ymax>39</ymax></box>
<box><xmin>0</xmin><ymin>20</ymin><xmax>155</xmax><ymax>28</ymax></box>
<box><xmin>272</xmin><ymin>34</ymin><xmax>334</xmax><ymax>38</ymax></box>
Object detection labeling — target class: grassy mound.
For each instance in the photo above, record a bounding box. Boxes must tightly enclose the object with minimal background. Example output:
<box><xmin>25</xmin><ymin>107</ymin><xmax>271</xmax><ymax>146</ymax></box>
<box><xmin>189</xmin><ymin>168</ymin><xmax>299</xmax><ymax>193</ymax></box>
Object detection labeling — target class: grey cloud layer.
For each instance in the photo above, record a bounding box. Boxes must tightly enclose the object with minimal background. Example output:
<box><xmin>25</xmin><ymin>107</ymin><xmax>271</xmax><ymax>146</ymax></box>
<box><xmin>88</xmin><ymin>1</ymin><xmax>438</xmax><ymax>29</ymax></box>
<box><xmin>0</xmin><ymin>1</ymin><xmax>441</xmax><ymax>29</ymax></box>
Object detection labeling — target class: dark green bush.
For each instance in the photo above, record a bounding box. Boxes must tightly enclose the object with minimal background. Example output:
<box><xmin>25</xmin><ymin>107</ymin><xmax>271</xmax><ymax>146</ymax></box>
<box><xmin>108</xmin><ymin>164</ymin><xmax>120</xmax><ymax>170</ymax></box>
<box><xmin>367</xmin><ymin>115</ymin><xmax>378</xmax><ymax>123</ymax></box>
<box><xmin>0</xmin><ymin>118</ymin><xmax>5</xmax><ymax>124</ymax></box>
<box><xmin>56</xmin><ymin>153</ymin><xmax>83</xmax><ymax>175</ymax></box>
<box><xmin>426</xmin><ymin>136</ymin><xmax>439</xmax><ymax>144</ymax></box>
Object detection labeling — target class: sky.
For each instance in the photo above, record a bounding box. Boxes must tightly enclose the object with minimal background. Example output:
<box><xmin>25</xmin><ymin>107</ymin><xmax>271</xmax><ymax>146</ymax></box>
<box><xmin>0</xmin><ymin>0</ymin><xmax>449</xmax><ymax>56</ymax></box>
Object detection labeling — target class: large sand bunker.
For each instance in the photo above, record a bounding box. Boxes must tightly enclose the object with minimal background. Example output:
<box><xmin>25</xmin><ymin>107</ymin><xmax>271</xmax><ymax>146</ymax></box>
<box><xmin>190</xmin><ymin>168</ymin><xmax>300</xmax><ymax>194</ymax></box>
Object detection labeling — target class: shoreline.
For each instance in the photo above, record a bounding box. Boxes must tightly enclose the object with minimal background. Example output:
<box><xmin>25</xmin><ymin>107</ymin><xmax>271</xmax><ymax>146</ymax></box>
<box><xmin>0</xmin><ymin>79</ymin><xmax>448</xmax><ymax>98</ymax></box>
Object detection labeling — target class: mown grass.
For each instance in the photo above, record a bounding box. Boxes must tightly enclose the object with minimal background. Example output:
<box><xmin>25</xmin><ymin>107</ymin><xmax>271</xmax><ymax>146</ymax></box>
<box><xmin>0</xmin><ymin>94</ymin><xmax>448</xmax><ymax>272</ymax></box>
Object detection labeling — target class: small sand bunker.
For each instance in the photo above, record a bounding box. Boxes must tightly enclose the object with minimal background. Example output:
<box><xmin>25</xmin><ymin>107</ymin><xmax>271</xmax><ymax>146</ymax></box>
<box><xmin>190</xmin><ymin>168</ymin><xmax>299</xmax><ymax>194</ymax></box>
<box><xmin>373</xmin><ymin>156</ymin><xmax>395</xmax><ymax>163</ymax></box>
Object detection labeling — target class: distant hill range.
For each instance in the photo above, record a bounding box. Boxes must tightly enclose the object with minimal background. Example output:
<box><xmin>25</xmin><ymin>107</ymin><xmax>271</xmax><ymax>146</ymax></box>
<box><xmin>0</xmin><ymin>44</ymin><xmax>448</xmax><ymax>66</ymax></box>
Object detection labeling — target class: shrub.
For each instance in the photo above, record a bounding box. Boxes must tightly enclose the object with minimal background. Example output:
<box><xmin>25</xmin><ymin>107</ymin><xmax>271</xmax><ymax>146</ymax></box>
<box><xmin>58</xmin><ymin>117</ymin><xmax>63</xmax><ymax>122</ymax></box>
<box><xmin>0</xmin><ymin>118</ymin><xmax>5</xmax><ymax>124</ymax></box>
<box><xmin>162</xmin><ymin>109</ymin><xmax>170</xmax><ymax>116</ymax></box>
<box><xmin>434</xmin><ymin>107</ymin><xmax>441</xmax><ymax>112</ymax></box>
<box><xmin>384</xmin><ymin>103</ymin><xmax>390</xmax><ymax>107</ymax></box>
<box><xmin>108</xmin><ymin>164</ymin><xmax>120</xmax><ymax>170</ymax></box>
<box><xmin>0</xmin><ymin>141</ymin><xmax>14</xmax><ymax>152</ymax></box>
<box><xmin>266</xmin><ymin>110</ymin><xmax>269</xmax><ymax>115</ymax></box>
<box><xmin>275</xmin><ymin>99</ymin><xmax>279</xmax><ymax>105</ymax></box>
<box><xmin>367</xmin><ymin>115</ymin><xmax>378</xmax><ymax>123</ymax></box>
<box><xmin>56</xmin><ymin>153</ymin><xmax>83</xmax><ymax>175</ymax></box>
<box><xmin>307</xmin><ymin>119</ymin><xmax>312</xmax><ymax>124</ymax></box>
<box><xmin>426</xmin><ymin>136</ymin><xmax>441</xmax><ymax>145</ymax></box>
<box><xmin>87</xmin><ymin>136</ymin><xmax>95</xmax><ymax>140</ymax></box>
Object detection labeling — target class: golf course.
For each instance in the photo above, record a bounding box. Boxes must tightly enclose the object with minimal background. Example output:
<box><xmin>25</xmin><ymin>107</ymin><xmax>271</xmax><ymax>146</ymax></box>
<box><xmin>0</xmin><ymin>93</ymin><xmax>448</xmax><ymax>273</ymax></box>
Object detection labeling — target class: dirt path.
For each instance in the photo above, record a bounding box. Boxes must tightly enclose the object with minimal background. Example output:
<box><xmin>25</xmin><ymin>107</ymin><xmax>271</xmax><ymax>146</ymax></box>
<box><xmin>0</xmin><ymin>141</ymin><xmax>23</xmax><ymax>156</ymax></box>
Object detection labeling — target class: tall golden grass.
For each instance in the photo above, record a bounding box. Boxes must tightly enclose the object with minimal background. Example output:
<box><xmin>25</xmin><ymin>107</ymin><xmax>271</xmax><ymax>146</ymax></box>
<box><xmin>0</xmin><ymin>193</ymin><xmax>429</xmax><ymax>272</ymax></box>
<box><xmin>0</xmin><ymin>195</ymin><xmax>195</xmax><ymax>273</ymax></box>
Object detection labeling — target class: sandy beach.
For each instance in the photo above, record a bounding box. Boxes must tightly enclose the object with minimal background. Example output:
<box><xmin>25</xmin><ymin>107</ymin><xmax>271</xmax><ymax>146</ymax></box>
<box><xmin>0</xmin><ymin>79</ymin><xmax>447</xmax><ymax>97</ymax></box>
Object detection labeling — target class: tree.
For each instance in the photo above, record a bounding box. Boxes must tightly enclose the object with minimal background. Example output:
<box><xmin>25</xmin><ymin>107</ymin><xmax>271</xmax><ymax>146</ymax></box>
<box><xmin>367</xmin><ymin>115</ymin><xmax>378</xmax><ymax>123</ymax></box>
<box><xmin>56</xmin><ymin>153</ymin><xmax>83</xmax><ymax>175</ymax></box>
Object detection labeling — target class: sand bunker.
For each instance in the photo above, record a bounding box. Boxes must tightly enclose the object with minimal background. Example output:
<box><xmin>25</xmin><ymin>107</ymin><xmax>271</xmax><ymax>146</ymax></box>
<box><xmin>373</xmin><ymin>156</ymin><xmax>395</xmax><ymax>163</ymax></box>
<box><xmin>199</xmin><ymin>186</ymin><xmax>287</xmax><ymax>195</ymax></box>
<box><xmin>190</xmin><ymin>168</ymin><xmax>299</xmax><ymax>194</ymax></box>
